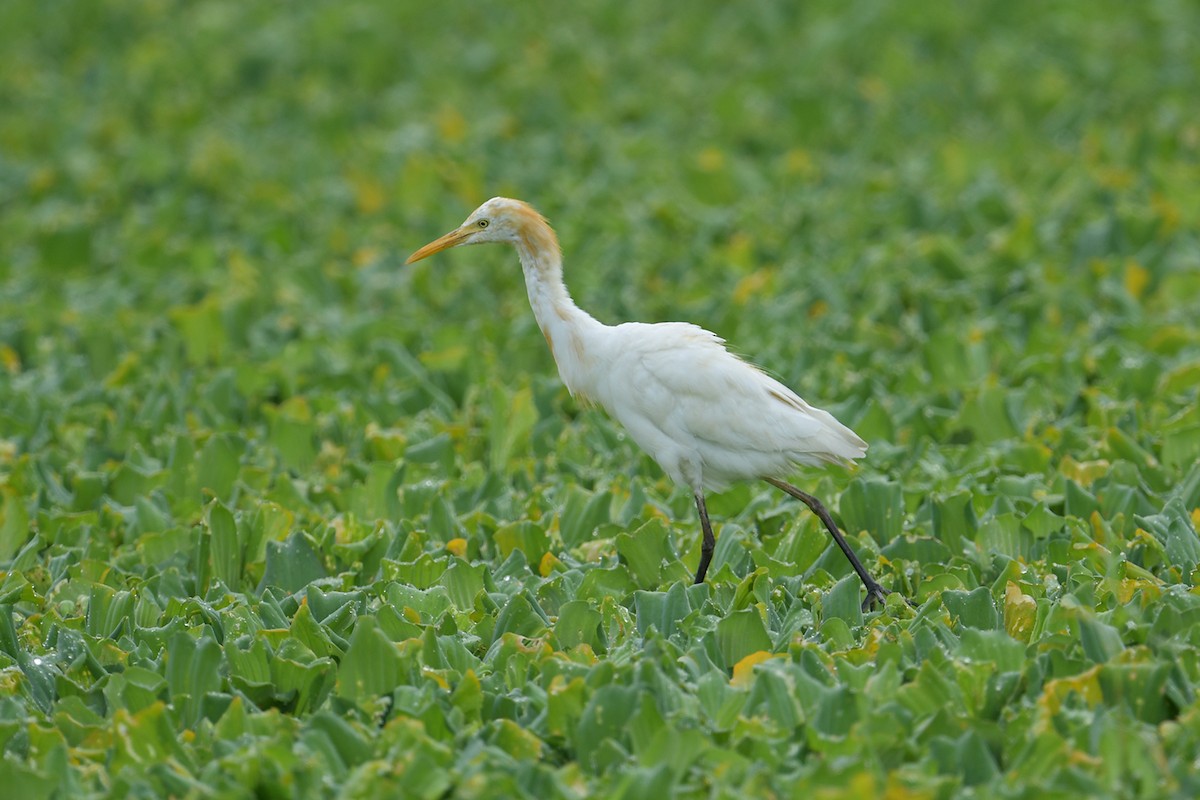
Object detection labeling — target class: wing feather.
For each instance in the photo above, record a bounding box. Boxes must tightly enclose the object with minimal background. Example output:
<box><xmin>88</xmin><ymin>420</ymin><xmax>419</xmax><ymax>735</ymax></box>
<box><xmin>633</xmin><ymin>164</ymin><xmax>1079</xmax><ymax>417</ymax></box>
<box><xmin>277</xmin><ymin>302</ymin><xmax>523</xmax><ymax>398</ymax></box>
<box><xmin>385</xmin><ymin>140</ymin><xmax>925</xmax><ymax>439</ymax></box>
<box><xmin>598</xmin><ymin>322</ymin><xmax>865</xmax><ymax>482</ymax></box>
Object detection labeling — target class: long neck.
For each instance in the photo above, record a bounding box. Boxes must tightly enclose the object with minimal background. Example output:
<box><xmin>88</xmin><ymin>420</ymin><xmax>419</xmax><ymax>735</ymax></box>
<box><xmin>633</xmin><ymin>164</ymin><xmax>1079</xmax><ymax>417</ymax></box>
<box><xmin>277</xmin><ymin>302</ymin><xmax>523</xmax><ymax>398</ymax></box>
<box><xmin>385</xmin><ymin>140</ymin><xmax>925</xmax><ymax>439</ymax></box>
<box><xmin>512</xmin><ymin>220</ymin><xmax>603</xmax><ymax>399</ymax></box>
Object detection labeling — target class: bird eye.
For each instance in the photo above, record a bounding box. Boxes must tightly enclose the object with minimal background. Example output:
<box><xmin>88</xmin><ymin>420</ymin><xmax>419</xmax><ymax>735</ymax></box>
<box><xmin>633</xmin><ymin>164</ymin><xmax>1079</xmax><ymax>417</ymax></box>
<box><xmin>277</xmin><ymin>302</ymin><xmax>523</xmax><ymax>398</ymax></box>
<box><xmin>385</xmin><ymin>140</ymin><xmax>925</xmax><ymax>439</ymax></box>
<box><xmin>478</xmin><ymin>219</ymin><xmax>489</xmax><ymax>228</ymax></box>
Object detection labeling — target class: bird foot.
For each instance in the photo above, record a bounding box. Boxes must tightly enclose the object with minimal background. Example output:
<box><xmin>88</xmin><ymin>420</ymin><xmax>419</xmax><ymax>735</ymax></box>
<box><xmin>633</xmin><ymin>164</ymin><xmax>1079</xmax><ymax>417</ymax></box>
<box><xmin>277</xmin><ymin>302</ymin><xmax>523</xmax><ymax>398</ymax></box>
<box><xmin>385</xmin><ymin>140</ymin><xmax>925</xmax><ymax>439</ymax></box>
<box><xmin>861</xmin><ymin>583</ymin><xmax>917</xmax><ymax>611</ymax></box>
<box><xmin>861</xmin><ymin>583</ymin><xmax>891</xmax><ymax>612</ymax></box>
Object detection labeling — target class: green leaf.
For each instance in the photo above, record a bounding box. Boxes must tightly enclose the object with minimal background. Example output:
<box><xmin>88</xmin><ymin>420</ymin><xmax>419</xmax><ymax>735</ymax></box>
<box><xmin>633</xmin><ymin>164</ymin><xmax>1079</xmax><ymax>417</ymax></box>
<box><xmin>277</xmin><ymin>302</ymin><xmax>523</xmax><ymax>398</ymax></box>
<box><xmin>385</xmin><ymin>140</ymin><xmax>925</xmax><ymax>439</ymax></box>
<box><xmin>0</xmin><ymin>486</ymin><xmax>30</xmax><ymax>562</ymax></box>
<box><xmin>450</xmin><ymin>669</ymin><xmax>484</xmax><ymax>722</ymax></box>
<box><xmin>1098</xmin><ymin>662</ymin><xmax>1171</xmax><ymax>723</ymax></box>
<box><xmin>170</xmin><ymin>298</ymin><xmax>226</xmax><ymax>365</ymax></box>
<box><xmin>1022</xmin><ymin>503</ymin><xmax>1064</xmax><ymax>538</ymax></box>
<box><xmin>715</xmin><ymin>608</ymin><xmax>773</xmax><ymax>669</ymax></box>
<box><xmin>1078</xmin><ymin>615</ymin><xmax>1124</xmax><ymax>663</ymax></box>
<box><xmin>881</xmin><ymin>535</ymin><xmax>952</xmax><ymax>564</ymax></box>
<box><xmin>1064</xmin><ymin>480</ymin><xmax>1101</xmax><ymax>520</ymax></box>
<box><xmin>290</xmin><ymin>600</ymin><xmax>338</xmax><ymax>658</ymax></box>
<box><xmin>576</xmin><ymin>566</ymin><xmax>639</xmax><ymax>603</ymax></box>
<box><xmin>493</xmin><ymin>520</ymin><xmax>550</xmax><ymax>564</ymax></box>
<box><xmin>812</xmin><ymin>685</ymin><xmax>859</xmax><ymax>738</ymax></box>
<box><xmin>259</xmin><ymin>531</ymin><xmax>327</xmax><ymax>593</ymax></box>
<box><xmin>839</xmin><ymin>476</ymin><xmax>904</xmax><ymax>543</ymax></box>
<box><xmin>773</xmin><ymin>517</ymin><xmax>832</xmax><ymax>574</ymax></box>
<box><xmin>956</xmin><ymin>388</ymin><xmax>1018</xmax><ymax>444</ymax></box>
<box><xmin>268</xmin><ymin>403</ymin><xmax>317</xmax><ymax>473</ymax></box>
<box><xmin>574</xmin><ymin>684</ymin><xmax>638</xmax><ymax>770</ymax></box>
<box><xmin>197</xmin><ymin>434</ymin><xmax>241</xmax><ymax>501</ymax></box>
<box><xmin>84</xmin><ymin>585</ymin><xmax>135</xmax><ymax>639</ymax></box>
<box><xmin>1136</xmin><ymin>499</ymin><xmax>1200</xmax><ymax>574</ymax></box>
<box><xmin>226</xmin><ymin>634</ymin><xmax>272</xmax><ymax>683</ymax></box>
<box><xmin>1161</xmin><ymin>425</ymin><xmax>1200</xmax><ymax>469</ymax></box>
<box><xmin>943</xmin><ymin>587</ymin><xmax>999</xmax><ymax>630</ymax></box>
<box><xmin>559</xmin><ymin>485</ymin><xmax>612</xmax><ymax>549</ymax></box>
<box><xmin>165</xmin><ymin>632</ymin><xmax>222</xmax><ymax>728</ymax></box>
<box><xmin>976</xmin><ymin>513</ymin><xmax>1030</xmax><ymax>558</ymax></box>
<box><xmin>274</xmin><ymin>638</ymin><xmax>336</xmax><ymax>714</ymax></box>
<box><xmin>958</xmin><ymin>628</ymin><xmax>1026</xmax><ymax>672</ymax></box>
<box><xmin>439</xmin><ymin>560</ymin><xmax>486</xmax><ymax>610</ymax></box>
<box><xmin>745</xmin><ymin>666</ymin><xmax>803</xmax><ymax>731</ymax></box>
<box><xmin>490</xmin><ymin>594</ymin><xmax>547</xmax><ymax>645</ymax></box>
<box><xmin>384</xmin><ymin>583</ymin><xmax>450</xmax><ymax>621</ymax></box>
<box><xmin>554</xmin><ymin>600</ymin><xmax>604</xmax><ymax>651</ymax></box>
<box><xmin>931</xmin><ymin>730</ymin><xmax>1000</xmax><ymax>786</ymax></box>
<box><xmin>486</xmin><ymin>718</ymin><xmax>545</xmax><ymax>761</ymax></box>
<box><xmin>932</xmin><ymin>491</ymin><xmax>976</xmax><ymax>552</ymax></box>
<box><xmin>307</xmin><ymin>710</ymin><xmax>373</xmax><ymax>768</ymax></box>
<box><xmin>547</xmin><ymin>676</ymin><xmax>588</xmax><ymax>738</ymax></box>
<box><xmin>612</xmin><ymin>765</ymin><xmax>675</xmax><ymax>800</ymax></box>
<box><xmin>103</xmin><ymin>666</ymin><xmax>168</xmax><ymax>714</ymax></box>
<box><xmin>0</xmin><ymin>757</ymin><xmax>58</xmax><ymax>797</ymax></box>
<box><xmin>245</xmin><ymin>501</ymin><xmax>293</xmax><ymax>565</ymax></box>
<box><xmin>616</xmin><ymin>518</ymin><xmax>674</xmax><ymax>587</ymax></box>
<box><xmin>696</xmin><ymin>671</ymin><xmax>747</xmax><ymax>731</ymax></box>
<box><xmin>488</xmin><ymin>384</ymin><xmax>538</xmax><ymax>471</ymax></box>
<box><xmin>384</xmin><ymin>553</ymin><xmax>450</xmax><ymax>589</ymax></box>
<box><xmin>822</xmin><ymin>574</ymin><xmax>864</xmax><ymax>626</ymax></box>
<box><xmin>336</xmin><ymin>617</ymin><xmax>404</xmax><ymax>702</ymax></box>
<box><xmin>207</xmin><ymin>501</ymin><xmax>242</xmax><ymax>588</ymax></box>
<box><xmin>634</xmin><ymin>583</ymin><xmax>691</xmax><ymax>639</ymax></box>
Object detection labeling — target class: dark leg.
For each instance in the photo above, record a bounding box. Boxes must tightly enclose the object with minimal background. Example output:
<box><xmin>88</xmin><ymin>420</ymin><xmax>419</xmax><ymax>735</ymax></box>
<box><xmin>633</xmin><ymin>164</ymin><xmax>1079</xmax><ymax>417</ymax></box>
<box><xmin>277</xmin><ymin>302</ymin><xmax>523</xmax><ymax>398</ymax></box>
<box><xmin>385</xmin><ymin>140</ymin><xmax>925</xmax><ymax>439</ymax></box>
<box><xmin>764</xmin><ymin>477</ymin><xmax>891</xmax><ymax>610</ymax></box>
<box><xmin>693</xmin><ymin>492</ymin><xmax>715</xmax><ymax>584</ymax></box>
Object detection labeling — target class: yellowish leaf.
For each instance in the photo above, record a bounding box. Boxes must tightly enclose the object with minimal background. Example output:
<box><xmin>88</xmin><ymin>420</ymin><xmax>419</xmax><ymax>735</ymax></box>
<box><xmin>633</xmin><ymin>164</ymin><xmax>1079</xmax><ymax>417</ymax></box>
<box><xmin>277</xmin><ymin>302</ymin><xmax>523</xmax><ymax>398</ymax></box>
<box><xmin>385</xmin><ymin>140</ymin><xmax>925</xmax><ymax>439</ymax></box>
<box><xmin>858</xmin><ymin>76</ymin><xmax>887</xmax><ymax>103</ymax></box>
<box><xmin>419</xmin><ymin>345</ymin><xmax>468</xmax><ymax>372</ymax></box>
<box><xmin>0</xmin><ymin>345</ymin><xmax>20</xmax><ymax>374</ymax></box>
<box><xmin>539</xmin><ymin>551</ymin><xmax>563</xmax><ymax>577</ymax></box>
<box><xmin>436</xmin><ymin>106</ymin><xmax>467</xmax><ymax>142</ymax></box>
<box><xmin>783</xmin><ymin>148</ymin><xmax>816</xmax><ymax>178</ymax></box>
<box><xmin>103</xmin><ymin>352</ymin><xmax>140</xmax><ymax>388</ymax></box>
<box><xmin>883</xmin><ymin>772</ymin><xmax>937</xmax><ymax>800</ymax></box>
<box><xmin>1115</xmin><ymin>577</ymin><xmax>1161</xmax><ymax>605</ymax></box>
<box><xmin>732</xmin><ymin>269</ymin><xmax>773</xmax><ymax>306</ymax></box>
<box><xmin>1095</xmin><ymin>165</ymin><xmax>1134</xmax><ymax>189</ymax></box>
<box><xmin>364</xmin><ymin>423</ymin><xmax>406</xmax><ymax>461</ymax></box>
<box><xmin>817</xmin><ymin>772</ymin><xmax>877</xmax><ymax>800</ymax></box>
<box><xmin>1039</xmin><ymin>665</ymin><xmax>1102</xmax><ymax>719</ymax></box>
<box><xmin>277</xmin><ymin>396</ymin><xmax>312</xmax><ymax>421</ymax></box>
<box><xmin>696</xmin><ymin>147</ymin><xmax>725</xmax><ymax>172</ymax></box>
<box><xmin>30</xmin><ymin>166</ymin><xmax>56</xmax><ymax>193</ymax></box>
<box><xmin>1004</xmin><ymin>582</ymin><xmax>1037</xmax><ymax>643</ymax></box>
<box><xmin>730</xmin><ymin>650</ymin><xmax>774</xmax><ymax>687</ymax></box>
<box><xmin>1123</xmin><ymin>259</ymin><xmax>1150</xmax><ymax>300</ymax></box>
<box><xmin>353</xmin><ymin>246</ymin><xmax>379</xmax><ymax>267</ymax></box>
<box><xmin>1059</xmin><ymin>456</ymin><xmax>1109</xmax><ymax>487</ymax></box>
<box><xmin>489</xmin><ymin>718</ymin><xmax>544</xmax><ymax>760</ymax></box>
<box><xmin>1151</xmin><ymin>192</ymin><xmax>1181</xmax><ymax>235</ymax></box>
<box><xmin>352</xmin><ymin>176</ymin><xmax>386</xmax><ymax>215</ymax></box>
<box><xmin>422</xmin><ymin>667</ymin><xmax>449</xmax><ymax>690</ymax></box>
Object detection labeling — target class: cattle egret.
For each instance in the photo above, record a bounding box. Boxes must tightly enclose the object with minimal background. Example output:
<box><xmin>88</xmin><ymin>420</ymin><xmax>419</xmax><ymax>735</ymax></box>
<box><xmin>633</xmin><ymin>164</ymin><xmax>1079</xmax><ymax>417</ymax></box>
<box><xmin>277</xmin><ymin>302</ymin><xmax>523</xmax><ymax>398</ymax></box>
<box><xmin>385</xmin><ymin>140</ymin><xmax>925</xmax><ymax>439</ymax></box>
<box><xmin>406</xmin><ymin>197</ymin><xmax>890</xmax><ymax>609</ymax></box>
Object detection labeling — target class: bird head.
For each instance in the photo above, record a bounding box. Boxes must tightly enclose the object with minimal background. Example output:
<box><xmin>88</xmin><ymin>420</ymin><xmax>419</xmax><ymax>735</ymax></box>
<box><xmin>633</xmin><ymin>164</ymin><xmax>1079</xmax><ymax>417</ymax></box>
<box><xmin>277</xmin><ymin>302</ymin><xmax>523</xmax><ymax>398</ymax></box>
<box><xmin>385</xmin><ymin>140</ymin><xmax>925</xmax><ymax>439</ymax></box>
<box><xmin>405</xmin><ymin>197</ymin><xmax>541</xmax><ymax>264</ymax></box>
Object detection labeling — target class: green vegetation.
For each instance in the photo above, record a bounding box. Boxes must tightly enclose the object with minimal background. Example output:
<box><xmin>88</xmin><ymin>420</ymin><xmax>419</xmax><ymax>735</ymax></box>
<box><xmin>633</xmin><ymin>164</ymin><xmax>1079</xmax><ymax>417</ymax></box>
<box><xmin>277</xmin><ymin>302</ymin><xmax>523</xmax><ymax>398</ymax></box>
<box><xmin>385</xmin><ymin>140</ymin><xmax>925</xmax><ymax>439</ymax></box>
<box><xmin>2</xmin><ymin>0</ymin><xmax>1199</xmax><ymax>797</ymax></box>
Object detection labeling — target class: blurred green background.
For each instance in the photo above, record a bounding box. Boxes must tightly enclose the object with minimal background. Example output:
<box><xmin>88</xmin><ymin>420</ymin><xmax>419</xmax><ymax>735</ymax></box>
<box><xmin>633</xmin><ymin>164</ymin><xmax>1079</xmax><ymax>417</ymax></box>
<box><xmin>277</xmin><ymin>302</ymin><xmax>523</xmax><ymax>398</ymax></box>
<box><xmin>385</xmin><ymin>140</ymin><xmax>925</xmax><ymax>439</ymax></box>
<box><xmin>2</xmin><ymin>0</ymin><xmax>1199</xmax><ymax>797</ymax></box>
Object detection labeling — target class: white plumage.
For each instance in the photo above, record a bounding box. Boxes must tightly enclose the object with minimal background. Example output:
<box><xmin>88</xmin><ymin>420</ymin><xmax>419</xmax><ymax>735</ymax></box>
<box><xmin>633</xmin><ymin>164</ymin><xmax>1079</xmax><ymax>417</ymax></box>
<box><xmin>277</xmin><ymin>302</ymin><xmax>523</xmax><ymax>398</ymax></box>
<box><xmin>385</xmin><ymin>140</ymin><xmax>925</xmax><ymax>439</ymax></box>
<box><xmin>406</xmin><ymin>197</ymin><xmax>888</xmax><ymax>607</ymax></box>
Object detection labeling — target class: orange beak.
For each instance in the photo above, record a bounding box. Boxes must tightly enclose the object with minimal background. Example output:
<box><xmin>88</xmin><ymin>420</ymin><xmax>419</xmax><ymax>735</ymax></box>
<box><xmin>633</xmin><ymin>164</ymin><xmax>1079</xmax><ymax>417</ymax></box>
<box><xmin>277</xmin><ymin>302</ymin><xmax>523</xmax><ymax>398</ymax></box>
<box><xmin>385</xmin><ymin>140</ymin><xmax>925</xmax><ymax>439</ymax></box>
<box><xmin>405</xmin><ymin>226</ymin><xmax>472</xmax><ymax>264</ymax></box>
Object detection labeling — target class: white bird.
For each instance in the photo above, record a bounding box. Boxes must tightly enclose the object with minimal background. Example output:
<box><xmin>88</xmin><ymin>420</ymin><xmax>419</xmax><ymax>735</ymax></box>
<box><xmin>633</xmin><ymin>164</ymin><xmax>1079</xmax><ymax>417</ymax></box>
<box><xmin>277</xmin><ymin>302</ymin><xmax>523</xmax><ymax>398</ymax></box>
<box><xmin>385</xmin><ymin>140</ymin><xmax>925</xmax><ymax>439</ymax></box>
<box><xmin>406</xmin><ymin>197</ymin><xmax>889</xmax><ymax>608</ymax></box>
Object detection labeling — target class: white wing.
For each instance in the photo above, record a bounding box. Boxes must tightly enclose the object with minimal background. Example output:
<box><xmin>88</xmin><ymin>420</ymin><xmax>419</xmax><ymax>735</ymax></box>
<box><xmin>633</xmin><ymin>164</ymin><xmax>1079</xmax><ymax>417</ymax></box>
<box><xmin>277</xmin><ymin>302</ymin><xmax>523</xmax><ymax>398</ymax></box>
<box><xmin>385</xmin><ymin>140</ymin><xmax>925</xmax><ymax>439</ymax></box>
<box><xmin>592</xmin><ymin>322</ymin><xmax>866</xmax><ymax>491</ymax></box>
